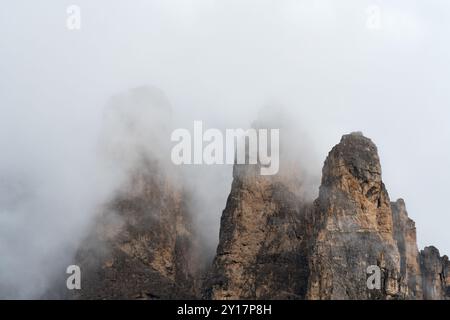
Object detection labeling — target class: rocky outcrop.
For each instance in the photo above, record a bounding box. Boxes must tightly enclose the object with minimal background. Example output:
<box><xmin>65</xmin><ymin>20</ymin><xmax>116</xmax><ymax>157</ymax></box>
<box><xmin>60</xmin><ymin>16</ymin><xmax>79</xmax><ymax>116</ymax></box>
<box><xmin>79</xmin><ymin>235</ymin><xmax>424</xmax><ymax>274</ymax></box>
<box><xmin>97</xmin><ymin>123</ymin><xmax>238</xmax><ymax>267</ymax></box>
<box><xmin>391</xmin><ymin>199</ymin><xmax>422</xmax><ymax>299</ymax></box>
<box><xmin>307</xmin><ymin>133</ymin><xmax>401</xmax><ymax>299</ymax></box>
<box><xmin>72</xmin><ymin>161</ymin><xmax>200</xmax><ymax>299</ymax></box>
<box><xmin>203</xmin><ymin>115</ymin><xmax>319</xmax><ymax>300</ymax></box>
<box><xmin>205</xmin><ymin>131</ymin><xmax>448</xmax><ymax>300</ymax></box>
<box><xmin>69</xmin><ymin>87</ymin><xmax>201</xmax><ymax>299</ymax></box>
<box><xmin>70</xmin><ymin>112</ymin><xmax>447</xmax><ymax>300</ymax></box>
<box><xmin>420</xmin><ymin>246</ymin><xmax>449</xmax><ymax>300</ymax></box>
<box><xmin>203</xmin><ymin>162</ymin><xmax>315</xmax><ymax>299</ymax></box>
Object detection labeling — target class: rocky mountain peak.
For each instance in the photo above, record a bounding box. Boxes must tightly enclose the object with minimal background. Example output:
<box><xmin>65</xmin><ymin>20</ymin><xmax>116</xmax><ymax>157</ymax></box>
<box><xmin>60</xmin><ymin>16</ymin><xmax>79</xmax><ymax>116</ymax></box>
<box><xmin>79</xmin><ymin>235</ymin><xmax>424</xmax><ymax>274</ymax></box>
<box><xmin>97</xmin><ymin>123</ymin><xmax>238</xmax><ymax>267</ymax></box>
<box><xmin>307</xmin><ymin>132</ymin><xmax>400</xmax><ymax>299</ymax></box>
<box><xmin>72</xmin><ymin>128</ymin><xmax>448</xmax><ymax>300</ymax></box>
<box><xmin>322</xmin><ymin>132</ymin><xmax>381</xmax><ymax>187</ymax></box>
<box><xmin>203</xmin><ymin>131</ymin><xmax>448</xmax><ymax>300</ymax></box>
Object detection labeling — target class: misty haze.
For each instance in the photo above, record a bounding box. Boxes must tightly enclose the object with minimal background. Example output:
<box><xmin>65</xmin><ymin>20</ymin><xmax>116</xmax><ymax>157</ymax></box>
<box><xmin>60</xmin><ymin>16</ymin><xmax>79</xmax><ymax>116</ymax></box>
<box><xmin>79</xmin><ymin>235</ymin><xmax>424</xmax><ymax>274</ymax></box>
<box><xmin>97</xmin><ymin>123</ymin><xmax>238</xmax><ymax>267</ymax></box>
<box><xmin>0</xmin><ymin>1</ymin><xmax>449</xmax><ymax>300</ymax></box>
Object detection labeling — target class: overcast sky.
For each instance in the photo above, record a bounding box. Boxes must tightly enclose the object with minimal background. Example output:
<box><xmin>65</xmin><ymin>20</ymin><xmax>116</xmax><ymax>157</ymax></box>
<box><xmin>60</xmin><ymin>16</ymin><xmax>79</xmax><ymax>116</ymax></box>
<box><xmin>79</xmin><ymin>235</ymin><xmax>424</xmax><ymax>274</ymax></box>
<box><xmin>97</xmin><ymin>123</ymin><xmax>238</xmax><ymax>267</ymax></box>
<box><xmin>1</xmin><ymin>0</ymin><xmax>449</xmax><ymax>298</ymax></box>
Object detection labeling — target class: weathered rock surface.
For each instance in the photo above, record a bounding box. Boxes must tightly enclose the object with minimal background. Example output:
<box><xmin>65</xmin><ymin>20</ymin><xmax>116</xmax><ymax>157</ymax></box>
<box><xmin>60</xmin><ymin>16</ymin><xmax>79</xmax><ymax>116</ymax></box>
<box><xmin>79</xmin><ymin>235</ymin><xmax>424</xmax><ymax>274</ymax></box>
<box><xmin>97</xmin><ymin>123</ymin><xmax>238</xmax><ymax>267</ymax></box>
<box><xmin>203</xmin><ymin>115</ymin><xmax>319</xmax><ymax>300</ymax></box>
<box><xmin>69</xmin><ymin>87</ymin><xmax>201</xmax><ymax>299</ymax></box>
<box><xmin>205</xmin><ymin>132</ymin><xmax>448</xmax><ymax>300</ymax></box>
<box><xmin>70</xmin><ymin>118</ymin><xmax>447</xmax><ymax>300</ymax></box>
<box><xmin>203</xmin><ymin>162</ymin><xmax>315</xmax><ymax>299</ymax></box>
<box><xmin>420</xmin><ymin>246</ymin><xmax>449</xmax><ymax>300</ymax></box>
<box><xmin>71</xmin><ymin>161</ymin><xmax>200</xmax><ymax>299</ymax></box>
<box><xmin>307</xmin><ymin>133</ymin><xmax>401</xmax><ymax>299</ymax></box>
<box><xmin>391</xmin><ymin>199</ymin><xmax>423</xmax><ymax>299</ymax></box>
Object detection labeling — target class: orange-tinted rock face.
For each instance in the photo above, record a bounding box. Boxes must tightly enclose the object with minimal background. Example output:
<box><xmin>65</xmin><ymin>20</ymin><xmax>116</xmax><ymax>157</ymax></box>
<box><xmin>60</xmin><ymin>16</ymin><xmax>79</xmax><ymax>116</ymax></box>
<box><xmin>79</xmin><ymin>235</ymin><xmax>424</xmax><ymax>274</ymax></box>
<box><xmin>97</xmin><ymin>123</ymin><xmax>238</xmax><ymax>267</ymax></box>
<box><xmin>307</xmin><ymin>133</ymin><xmax>402</xmax><ymax>299</ymax></box>
<box><xmin>71</xmin><ymin>124</ymin><xmax>447</xmax><ymax>300</ymax></box>
<box><xmin>203</xmin><ymin>163</ymin><xmax>315</xmax><ymax>299</ymax></box>
<box><xmin>205</xmin><ymin>132</ymin><xmax>448</xmax><ymax>300</ymax></box>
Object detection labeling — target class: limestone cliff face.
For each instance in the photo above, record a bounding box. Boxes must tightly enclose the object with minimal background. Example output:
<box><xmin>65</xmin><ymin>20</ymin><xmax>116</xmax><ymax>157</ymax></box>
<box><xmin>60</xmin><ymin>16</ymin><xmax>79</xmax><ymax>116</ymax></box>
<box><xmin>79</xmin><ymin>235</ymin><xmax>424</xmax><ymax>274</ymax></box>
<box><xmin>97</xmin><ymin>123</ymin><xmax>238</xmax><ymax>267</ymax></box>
<box><xmin>203</xmin><ymin>162</ymin><xmax>315</xmax><ymax>299</ymax></box>
<box><xmin>70</xmin><ymin>87</ymin><xmax>201</xmax><ymax>299</ymax></box>
<box><xmin>72</xmin><ymin>160</ymin><xmax>200</xmax><ymax>299</ymax></box>
<box><xmin>391</xmin><ymin>199</ymin><xmax>423</xmax><ymax>299</ymax></box>
<box><xmin>205</xmin><ymin>132</ymin><xmax>448</xmax><ymax>300</ymax></box>
<box><xmin>420</xmin><ymin>246</ymin><xmax>449</xmax><ymax>300</ymax></box>
<box><xmin>71</xmin><ymin>123</ymin><xmax>447</xmax><ymax>300</ymax></box>
<box><xmin>307</xmin><ymin>133</ymin><xmax>401</xmax><ymax>299</ymax></box>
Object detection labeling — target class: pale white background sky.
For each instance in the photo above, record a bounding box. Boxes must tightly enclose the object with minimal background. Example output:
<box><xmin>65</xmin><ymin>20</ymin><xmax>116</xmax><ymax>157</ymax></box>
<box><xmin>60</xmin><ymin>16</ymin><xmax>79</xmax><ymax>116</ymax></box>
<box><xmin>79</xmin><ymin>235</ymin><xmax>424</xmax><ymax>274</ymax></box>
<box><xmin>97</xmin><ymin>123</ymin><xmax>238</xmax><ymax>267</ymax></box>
<box><xmin>0</xmin><ymin>1</ymin><xmax>449</xmax><ymax>298</ymax></box>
